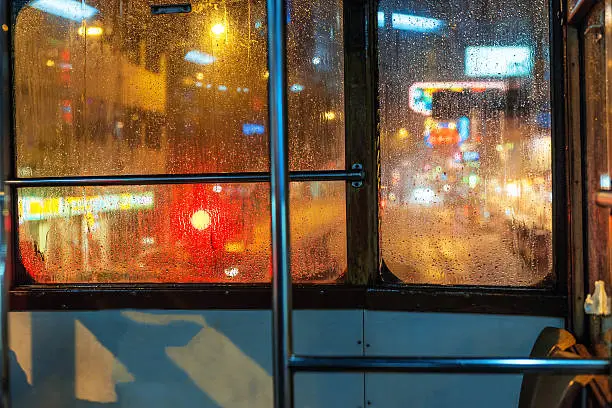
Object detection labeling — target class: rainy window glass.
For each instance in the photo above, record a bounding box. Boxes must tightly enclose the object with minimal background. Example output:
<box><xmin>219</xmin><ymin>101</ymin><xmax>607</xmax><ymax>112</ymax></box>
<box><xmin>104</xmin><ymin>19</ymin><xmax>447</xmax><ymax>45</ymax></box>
<box><xmin>378</xmin><ymin>0</ymin><xmax>553</xmax><ymax>286</ymax></box>
<box><xmin>14</xmin><ymin>0</ymin><xmax>344</xmax><ymax>177</ymax></box>
<box><xmin>18</xmin><ymin>182</ymin><xmax>346</xmax><ymax>283</ymax></box>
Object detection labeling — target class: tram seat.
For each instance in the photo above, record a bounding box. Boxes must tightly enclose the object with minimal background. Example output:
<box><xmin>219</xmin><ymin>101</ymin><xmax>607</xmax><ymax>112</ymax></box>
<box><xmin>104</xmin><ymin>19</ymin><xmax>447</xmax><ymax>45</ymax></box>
<box><xmin>518</xmin><ymin>327</ymin><xmax>594</xmax><ymax>408</ymax></box>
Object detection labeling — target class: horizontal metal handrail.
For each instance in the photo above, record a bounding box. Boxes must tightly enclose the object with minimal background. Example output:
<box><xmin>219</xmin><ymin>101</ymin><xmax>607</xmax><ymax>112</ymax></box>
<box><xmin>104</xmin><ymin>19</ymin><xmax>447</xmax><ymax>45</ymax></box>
<box><xmin>289</xmin><ymin>356</ymin><xmax>611</xmax><ymax>375</ymax></box>
<box><xmin>4</xmin><ymin>169</ymin><xmax>365</xmax><ymax>187</ymax></box>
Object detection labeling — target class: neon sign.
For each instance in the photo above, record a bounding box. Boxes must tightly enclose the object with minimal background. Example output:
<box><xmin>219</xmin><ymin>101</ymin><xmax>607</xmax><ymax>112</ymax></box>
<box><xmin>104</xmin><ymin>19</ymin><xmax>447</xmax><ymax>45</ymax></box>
<box><xmin>409</xmin><ymin>81</ymin><xmax>507</xmax><ymax>115</ymax></box>
<box><xmin>19</xmin><ymin>192</ymin><xmax>155</xmax><ymax>222</ymax></box>
<box><xmin>242</xmin><ymin>123</ymin><xmax>265</xmax><ymax>136</ymax></box>
<box><xmin>465</xmin><ymin>46</ymin><xmax>533</xmax><ymax>78</ymax></box>
<box><xmin>391</xmin><ymin>13</ymin><xmax>444</xmax><ymax>33</ymax></box>
<box><xmin>424</xmin><ymin>117</ymin><xmax>470</xmax><ymax>147</ymax></box>
<box><xmin>30</xmin><ymin>0</ymin><xmax>98</xmax><ymax>21</ymax></box>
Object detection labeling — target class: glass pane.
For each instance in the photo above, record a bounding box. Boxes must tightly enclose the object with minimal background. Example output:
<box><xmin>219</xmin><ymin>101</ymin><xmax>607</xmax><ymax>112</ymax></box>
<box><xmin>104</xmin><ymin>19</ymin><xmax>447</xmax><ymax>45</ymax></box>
<box><xmin>287</xmin><ymin>0</ymin><xmax>345</xmax><ymax>170</ymax></box>
<box><xmin>379</xmin><ymin>0</ymin><xmax>553</xmax><ymax>286</ymax></box>
<box><xmin>14</xmin><ymin>0</ymin><xmax>344</xmax><ymax>177</ymax></box>
<box><xmin>17</xmin><ymin>182</ymin><xmax>346</xmax><ymax>283</ymax></box>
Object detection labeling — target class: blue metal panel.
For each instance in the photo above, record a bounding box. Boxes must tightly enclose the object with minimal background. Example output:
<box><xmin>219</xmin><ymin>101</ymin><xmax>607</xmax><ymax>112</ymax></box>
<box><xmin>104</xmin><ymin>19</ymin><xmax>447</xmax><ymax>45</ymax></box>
<box><xmin>8</xmin><ymin>310</ymin><xmax>364</xmax><ymax>408</ymax></box>
<box><xmin>363</xmin><ymin>312</ymin><xmax>563</xmax><ymax>408</ymax></box>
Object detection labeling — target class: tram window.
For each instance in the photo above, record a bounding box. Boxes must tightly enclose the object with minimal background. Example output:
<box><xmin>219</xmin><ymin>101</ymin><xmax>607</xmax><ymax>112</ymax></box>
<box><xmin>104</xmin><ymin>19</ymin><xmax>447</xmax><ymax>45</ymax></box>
<box><xmin>378</xmin><ymin>0</ymin><xmax>553</xmax><ymax>286</ymax></box>
<box><xmin>14</xmin><ymin>0</ymin><xmax>344</xmax><ymax>177</ymax></box>
<box><xmin>17</xmin><ymin>182</ymin><xmax>346</xmax><ymax>283</ymax></box>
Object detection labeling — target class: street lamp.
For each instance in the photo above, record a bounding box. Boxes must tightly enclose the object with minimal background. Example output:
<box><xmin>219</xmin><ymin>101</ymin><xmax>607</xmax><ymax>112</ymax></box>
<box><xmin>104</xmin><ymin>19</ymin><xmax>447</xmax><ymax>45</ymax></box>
<box><xmin>211</xmin><ymin>23</ymin><xmax>226</xmax><ymax>36</ymax></box>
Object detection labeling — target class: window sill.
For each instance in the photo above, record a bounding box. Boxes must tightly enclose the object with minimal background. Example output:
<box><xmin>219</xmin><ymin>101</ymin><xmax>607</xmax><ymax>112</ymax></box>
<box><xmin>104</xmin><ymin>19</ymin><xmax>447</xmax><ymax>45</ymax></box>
<box><xmin>10</xmin><ymin>284</ymin><xmax>566</xmax><ymax>316</ymax></box>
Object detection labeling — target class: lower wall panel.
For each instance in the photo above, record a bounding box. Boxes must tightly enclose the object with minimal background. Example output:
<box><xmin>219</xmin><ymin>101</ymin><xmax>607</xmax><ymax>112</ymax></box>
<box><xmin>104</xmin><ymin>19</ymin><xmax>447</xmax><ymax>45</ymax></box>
<box><xmin>9</xmin><ymin>310</ymin><xmax>364</xmax><ymax>408</ymax></box>
<box><xmin>8</xmin><ymin>310</ymin><xmax>563</xmax><ymax>408</ymax></box>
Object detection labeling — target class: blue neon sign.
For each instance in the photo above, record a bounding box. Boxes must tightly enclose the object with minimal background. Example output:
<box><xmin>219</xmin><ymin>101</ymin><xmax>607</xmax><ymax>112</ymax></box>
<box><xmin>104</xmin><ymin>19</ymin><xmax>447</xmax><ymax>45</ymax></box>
<box><xmin>391</xmin><ymin>13</ymin><xmax>444</xmax><ymax>33</ymax></box>
<box><xmin>243</xmin><ymin>123</ymin><xmax>265</xmax><ymax>136</ymax></box>
<box><xmin>465</xmin><ymin>46</ymin><xmax>533</xmax><ymax>78</ymax></box>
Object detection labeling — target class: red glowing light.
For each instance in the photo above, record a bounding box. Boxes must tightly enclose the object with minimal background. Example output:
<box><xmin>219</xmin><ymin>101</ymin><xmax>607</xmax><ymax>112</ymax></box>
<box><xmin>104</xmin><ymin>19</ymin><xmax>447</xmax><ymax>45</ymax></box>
<box><xmin>169</xmin><ymin>185</ymin><xmax>245</xmax><ymax>265</ymax></box>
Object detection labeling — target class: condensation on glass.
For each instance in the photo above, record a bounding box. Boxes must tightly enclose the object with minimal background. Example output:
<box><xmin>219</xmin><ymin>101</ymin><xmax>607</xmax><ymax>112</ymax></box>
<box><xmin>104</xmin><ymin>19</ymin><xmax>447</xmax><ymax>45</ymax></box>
<box><xmin>14</xmin><ymin>0</ymin><xmax>344</xmax><ymax>177</ymax></box>
<box><xmin>18</xmin><ymin>182</ymin><xmax>346</xmax><ymax>283</ymax></box>
<box><xmin>378</xmin><ymin>0</ymin><xmax>553</xmax><ymax>286</ymax></box>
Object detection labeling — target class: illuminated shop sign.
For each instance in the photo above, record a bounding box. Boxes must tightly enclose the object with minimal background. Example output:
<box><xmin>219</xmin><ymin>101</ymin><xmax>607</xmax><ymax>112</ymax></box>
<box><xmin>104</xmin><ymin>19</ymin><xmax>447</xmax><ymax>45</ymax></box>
<box><xmin>30</xmin><ymin>0</ymin><xmax>98</xmax><ymax>21</ymax></box>
<box><xmin>465</xmin><ymin>46</ymin><xmax>533</xmax><ymax>78</ymax></box>
<box><xmin>19</xmin><ymin>192</ymin><xmax>155</xmax><ymax>222</ymax></box>
<box><xmin>242</xmin><ymin>123</ymin><xmax>265</xmax><ymax>136</ymax></box>
<box><xmin>391</xmin><ymin>13</ymin><xmax>444</xmax><ymax>33</ymax></box>
<box><xmin>409</xmin><ymin>81</ymin><xmax>507</xmax><ymax>115</ymax></box>
<box><xmin>424</xmin><ymin>116</ymin><xmax>470</xmax><ymax>147</ymax></box>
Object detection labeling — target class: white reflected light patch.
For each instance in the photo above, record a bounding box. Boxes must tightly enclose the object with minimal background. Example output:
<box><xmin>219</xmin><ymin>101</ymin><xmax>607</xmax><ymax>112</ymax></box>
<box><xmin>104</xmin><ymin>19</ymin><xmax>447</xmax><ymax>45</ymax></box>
<box><xmin>409</xmin><ymin>187</ymin><xmax>441</xmax><ymax>206</ymax></box>
<box><xmin>378</xmin><ymin>11</ymin><xmax>385</xmax><ymax>27</ymax></box>
<box><xmin>184</xmin><ymin>50</ymin><xmax>215</xmax><ymax>65</ymax></box>
<box><xmin>391</xmin><ymin>13</ymin><xmax>444</xmax><ymax>33</ymax></box>
<box><xmin>465</xmin><ymin>46</ymin><xmax>533</xmax><ymax>78</ymax></box>
<box><xmin>30</xmin><ymin>0</ymin><xmax>98</xmax><ymax>21</ymax></box>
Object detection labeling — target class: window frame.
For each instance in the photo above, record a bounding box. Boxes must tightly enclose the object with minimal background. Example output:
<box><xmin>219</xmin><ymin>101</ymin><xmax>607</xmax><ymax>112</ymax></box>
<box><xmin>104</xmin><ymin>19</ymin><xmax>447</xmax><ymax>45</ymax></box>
<box><xmin>2</xmin><ymin>0</ymin><xmax>568</xmax><ymax>316</ymax></box>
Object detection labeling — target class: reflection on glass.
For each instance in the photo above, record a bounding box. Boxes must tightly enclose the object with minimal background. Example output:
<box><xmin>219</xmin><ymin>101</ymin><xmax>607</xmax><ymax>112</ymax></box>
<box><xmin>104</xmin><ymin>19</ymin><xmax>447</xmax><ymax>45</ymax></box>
<box><xmin>379</xmin><ymin>0</ymin><xmax>553</xmax><ymax>286</ymax></box>
<box><xmin>15</xmin><ymin>0</ymin><xmax>344</xmax><ymax>176</ymax></box>
<box><xmin>18</xmin><ymin>182</ymin><xmax>347</xmax><ymax>283</ymax></box>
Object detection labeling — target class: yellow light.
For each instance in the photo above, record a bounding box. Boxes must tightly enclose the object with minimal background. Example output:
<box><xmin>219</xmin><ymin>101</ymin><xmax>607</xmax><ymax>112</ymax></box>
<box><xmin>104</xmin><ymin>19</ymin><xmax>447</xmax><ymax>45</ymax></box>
<box><xmin>448</xmin><ymin>122</ymin><xmax>456</xmax><ymax>130</ymax></box>
<box><xmin>398</xmin><ymin>128</ymin><xmax>409</xmax><ymax>139</ymax></box>
<box><xmin>324</xmin><ymin>111</ymin><xmax>336</xmax><ymax>121</ymax></box>
<box><xmin>263</xmin><ymin>71</ymin><xmax>270</xmax><ymax>79</ymax></box>
<box><xmin>225</xmin><ymin>242</ymin><xmax>245</xmax><ymax>253</ymax></box>
<box><xmin>78</xmin><ymin>26</ymin><xmax>103</xmax><ymax>36</ymax></box>
<box><xmin>46</xmin><ymin>59</ymin><xmax>55</xmax><ymax>67</ymax></box>
<box><xmin>191</xmin><ymin>210</ymin><xmax>211</xmax><ymax>230</ymax></box>
<box><xmin>211</xmin><ymin>23</ymin><xmax>226</xmax><ymax>36</ymax></box>
<box><xmin>496</xmin><ymin>144</ymin><xmax>504</xmax><ymax>152</ymax></box>
<box><xmin>1</xmin><ymin>24</ymin><xmax>8</xmax><ymax>32</ymax></box>
<box><xmin>195</xmin><ymin>72</ymin><xmax>204</xmax><ymax>80</ymax></box>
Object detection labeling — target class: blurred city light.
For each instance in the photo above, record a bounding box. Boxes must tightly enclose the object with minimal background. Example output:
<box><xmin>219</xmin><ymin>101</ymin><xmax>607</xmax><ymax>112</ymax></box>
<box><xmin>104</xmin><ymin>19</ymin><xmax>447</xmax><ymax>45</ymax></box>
<box><xmin>218</xmin><ymin>85</ymin><xmax>227</xmax><ymax>91</ymax></box>
<box><xmin>378</xmin><ymin>11</ymin><xmax>385</xmax><ymax>27</ymax></box>
<box><xmin>224</xmin><ymin>267</ymin><xmax>239</xmax><ymax>277</ymax></box>
<box><xmin>19</xmin><ymin>192</ymin><xmax>154</xmax><ymax>222</ymax></box>
<box><xmin>290</xmin><ymin>83</ymin><xmax>304</xmax><ymax>92</ymax></box>
<box><xmin>391</xmin><ymin>13</ymin><xmax>444</xmax><ymax>33</ymax></box>
<box><xmin>184</xmin><ymin>50</ymin><xmax>215</xmax><ymax>65</ymax></box>
<box><xmin>45</xmin><ymin>59</ymin><xmax>55</xmax><ymax>67</ymax></box>
<box><xmin>30</xmin><ymin>0</ymin><xmax>98</xmax><ymax>21</ymax></box>
<box><xmin>242</xmin><ymin>123</ymin><xmax>265</xmax><ymax>136</ymax></box>
<box><xmin>195</xmin><ymin>72</ymin><xmax>204</xmax><ymax>80</ymax></box>
<box><xmin>190</xmin><ymin>210</ymin><xmax>211</xmax><ymax>230</ymax></box>
<box><xmin>409</xmin><ymin>81</ymin><xmax>507</xmax><ymax>115</ymax></box>
<box><xmin>462</xmin><ymin>151</ymin><xmax>480</xmax><ymax>162</ymax></box>
<box><xmin>324</xmin><ymin>111</ymin><xmax>336</xmax><ymax>120</ymax></box>
<box><xmin>77</xmin><ymin>26</ymin><xmax>103</xmax><ymax>36</ymax></box>
<box><xmin>211</xmin><ymin>23</ymin><xmax>226</xmax><ymax>36</ymax></box>
<box><xmin>465</xmin><ymin>46</ymin><xmax>533</xmax><ymax>78</ymax></box>
<box><xmin>312</xmin><ymin>56</ymin><xmax>321</xmax><ymax>65</ymax></box>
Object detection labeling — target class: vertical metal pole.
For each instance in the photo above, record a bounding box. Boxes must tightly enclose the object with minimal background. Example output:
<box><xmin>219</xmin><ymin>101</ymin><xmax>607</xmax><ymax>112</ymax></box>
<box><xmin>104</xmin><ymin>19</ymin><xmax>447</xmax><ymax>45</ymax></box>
<box><xmin>0</xmin><ymin>0</ymin><xmax>11</xmax><ymax>404</ymax></box>
<box><xmin>267</xmin><ymin>0</ymin><xmax>293</xmax><ymax>407</ymax></box>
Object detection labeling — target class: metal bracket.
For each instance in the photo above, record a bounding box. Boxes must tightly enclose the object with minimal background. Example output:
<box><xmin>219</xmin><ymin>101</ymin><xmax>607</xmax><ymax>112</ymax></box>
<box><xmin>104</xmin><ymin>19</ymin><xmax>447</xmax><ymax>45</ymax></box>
<box><xmin>351</xmin><ymin>163</ymin><xmax>364</xmax><ymax>188</ymax></box>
